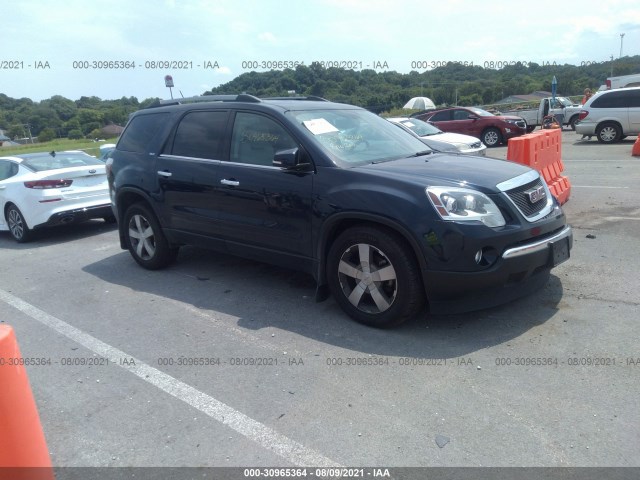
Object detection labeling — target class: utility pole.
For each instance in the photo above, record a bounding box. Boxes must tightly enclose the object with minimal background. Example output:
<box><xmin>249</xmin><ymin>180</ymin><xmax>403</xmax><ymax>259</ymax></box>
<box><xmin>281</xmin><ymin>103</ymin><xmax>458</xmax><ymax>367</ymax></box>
<box><xmin>620</xmin><ymin>33</ymin><xmax>625</xmax><ymax>58</ymax></box>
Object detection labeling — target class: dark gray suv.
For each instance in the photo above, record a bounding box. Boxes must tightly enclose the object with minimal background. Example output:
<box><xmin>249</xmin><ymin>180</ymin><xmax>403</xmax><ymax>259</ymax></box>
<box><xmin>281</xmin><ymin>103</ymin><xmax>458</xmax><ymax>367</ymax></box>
<box><xmin>107</xmin><ymin>95</ymin><xmax>572</xmax><ymax>327</ymax></box>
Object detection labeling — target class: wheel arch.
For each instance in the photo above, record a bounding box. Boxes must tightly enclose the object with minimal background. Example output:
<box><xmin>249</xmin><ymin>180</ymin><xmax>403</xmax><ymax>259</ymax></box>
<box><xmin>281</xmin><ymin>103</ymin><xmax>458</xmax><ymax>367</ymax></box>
<box><xmin>114</xmin><ymin>187</ymin><xmax>157</xmax><ymax>249</ymax></box>
<box><xmin>595</xmin><ymin>119</ymin><xmax>623</xmax><ymax>132</ymax></box>
<box><xmin>315</xmin><ymin>213</ymin><xmax>428</xmax><ymax>297</ymax></box>
<box><xmin>4</xmin><ymin>201</ymin><xmax>32</xmax><ymax>229</ymax></box>
<box><xmin>595</xmin><ymin>120</ymin><xmax>624</xmax><ymax>142</ymax></box>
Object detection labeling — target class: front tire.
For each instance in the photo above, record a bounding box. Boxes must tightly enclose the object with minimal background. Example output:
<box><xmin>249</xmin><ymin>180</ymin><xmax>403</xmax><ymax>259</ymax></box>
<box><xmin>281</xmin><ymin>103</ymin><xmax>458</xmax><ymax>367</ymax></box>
<box><xmin>327</xmin><ymin>226</ymin><xmax>425</xmax><ymax>328</ymax></box>
<box><xmin>123</xmin><ymin>203</ymin><xmax>178</xmax><ymax>269</ymax></box>
<box><xmin>6</xmin><ymin>205</ymin><xmax>32</xmax><ymax>243</ymax></box>
<box><xmin>481</xmin><ymin>128</ymin><xmax>502</xmax><ymax>147</ymax></box>
<box><xmin>596</xmin><ymin>122</ymin><xmax>622</xmax><ymax>143</ymax></box>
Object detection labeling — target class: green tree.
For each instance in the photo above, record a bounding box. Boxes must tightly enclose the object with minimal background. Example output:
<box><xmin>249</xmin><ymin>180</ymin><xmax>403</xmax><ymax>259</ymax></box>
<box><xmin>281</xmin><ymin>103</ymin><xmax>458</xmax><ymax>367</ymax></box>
<box><xmin>67</xmin><ymin>129</ymin><xmax>83</xmax><ymax>140</ymax></box>
<box><xmin>37</xmin><ymin>128</ymin><xmax>56</xmax><ymax>142</ymax></box>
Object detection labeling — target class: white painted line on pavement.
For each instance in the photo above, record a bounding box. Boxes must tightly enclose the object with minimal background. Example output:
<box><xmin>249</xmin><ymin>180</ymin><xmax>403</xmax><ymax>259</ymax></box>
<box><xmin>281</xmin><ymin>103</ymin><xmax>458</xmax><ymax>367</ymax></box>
<box><xmin>572</xmin><ymin>185</ymin><xmax>629</xmax><ymax>189</ymax></box>
<box><xmin>0</xmin><ymin>288</ymin><xmax>341</xmax><ymax>468</ymax></box>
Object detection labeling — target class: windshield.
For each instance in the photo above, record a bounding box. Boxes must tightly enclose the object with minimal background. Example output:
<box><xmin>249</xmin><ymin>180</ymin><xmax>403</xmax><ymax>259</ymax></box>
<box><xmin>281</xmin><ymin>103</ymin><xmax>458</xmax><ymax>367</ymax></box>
<box><xmin>287</xmin><ymin>108</ymin><xmax>430</xmax><ymax>166</ymax></box>
<box><xmin>21</xmin><ymin>152</ymin><xmax>103</xmax><ymax>172</ymax></box>
<box><xmin>395</xmin><ymin>118</ymin><xmax>442</xmax><ymax>137</ymax></box>
<box><xmin>553</xmin><ymin>97</ymin><xmax>573</xmax><ymax>107</ymax></box>
<box><xmin>467</xmin><ymin>107</ymin><xmax>495</xmax><ymax>117</ymax></box>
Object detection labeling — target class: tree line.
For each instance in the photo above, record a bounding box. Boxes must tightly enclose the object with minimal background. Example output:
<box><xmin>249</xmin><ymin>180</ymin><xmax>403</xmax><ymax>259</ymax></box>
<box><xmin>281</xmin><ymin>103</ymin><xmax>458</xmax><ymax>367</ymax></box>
<box><xmin>1</xmin><ymin>56</ymin><xmax>639</xmax><ymax>141</ymax></box>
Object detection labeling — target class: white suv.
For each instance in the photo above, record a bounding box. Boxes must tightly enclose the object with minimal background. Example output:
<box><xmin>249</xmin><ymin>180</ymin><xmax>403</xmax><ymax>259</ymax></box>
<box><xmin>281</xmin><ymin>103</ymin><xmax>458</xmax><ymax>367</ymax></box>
<box><xmin>575</xmin><ymin>87</ymin><xmax>640</xmax><ymax>143</ymax></box>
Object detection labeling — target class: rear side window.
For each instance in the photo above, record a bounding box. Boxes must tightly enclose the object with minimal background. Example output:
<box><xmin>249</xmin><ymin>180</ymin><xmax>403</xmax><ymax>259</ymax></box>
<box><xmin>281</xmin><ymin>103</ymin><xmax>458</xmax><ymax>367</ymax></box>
<box><xmin>0</xmin><ymin>160</ymin><xmax>18</xmax><ymax>180</ymax></box>
<box><xmin>591</xmin><ymin>91</ymin><xmax>633</xmax><ymax>108</ymax></box>
<box><xmin>118</xmin><ymin>113</ymin><xmax>169</xmax><ymax>153</ymax></box>
<box><xmin>430</xmin><ymin>111</ymin><xmax>452</xmax><ymax>121</ymax></box>
<box><xmin>169</xmin><ymin>110</ymin><xmax>228</xmax><ymax>159</ymax></box>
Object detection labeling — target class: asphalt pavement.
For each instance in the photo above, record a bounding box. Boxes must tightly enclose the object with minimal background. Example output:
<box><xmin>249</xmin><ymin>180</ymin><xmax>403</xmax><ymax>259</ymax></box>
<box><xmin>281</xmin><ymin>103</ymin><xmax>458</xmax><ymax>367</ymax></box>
<box><xmin>1</xmin><ymin>129</ymin><xmax>638</xmax><ymax>478</ymax></box>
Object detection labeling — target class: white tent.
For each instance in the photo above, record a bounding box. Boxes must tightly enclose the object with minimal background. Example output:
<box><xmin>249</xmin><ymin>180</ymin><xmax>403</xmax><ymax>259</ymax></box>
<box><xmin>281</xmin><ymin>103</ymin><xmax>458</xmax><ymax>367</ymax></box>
<box><xmin>403</xmin><ymin>97</ymin><xmax>436</xmax><ymax>111</ymax></box>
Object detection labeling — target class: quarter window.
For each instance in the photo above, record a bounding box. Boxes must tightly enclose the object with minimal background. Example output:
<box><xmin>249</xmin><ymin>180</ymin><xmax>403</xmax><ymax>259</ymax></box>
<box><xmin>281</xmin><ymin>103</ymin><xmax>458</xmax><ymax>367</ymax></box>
<box><xmin>229</xmin><ymin>112</ymin><xmax>297</xmax><ymax>166</ymax></box>
<box><xmin>118</xmin><ymin>113</ymin><xmax>169</xmax><ymax>153</ymax></box>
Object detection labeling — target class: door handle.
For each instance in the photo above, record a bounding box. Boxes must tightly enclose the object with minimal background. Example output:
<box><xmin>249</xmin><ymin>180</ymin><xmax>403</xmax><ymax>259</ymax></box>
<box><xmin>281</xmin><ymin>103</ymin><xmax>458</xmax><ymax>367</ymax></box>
<box><xmin>220</xmin><ymin>179</ymin><xmax>239</xmax><ymax>186</ymax></box>
<box><xmin>157</xmin><ymin>171</ymin><xmax>172</xmax><ymax>177</ymax></box>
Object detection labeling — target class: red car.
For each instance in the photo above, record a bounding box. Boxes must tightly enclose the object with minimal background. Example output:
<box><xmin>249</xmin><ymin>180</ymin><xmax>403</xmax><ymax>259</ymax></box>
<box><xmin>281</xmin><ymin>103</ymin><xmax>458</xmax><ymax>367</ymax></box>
<box><xmin>413</xmin><ymin>106</ymin><xmax>527</xmax><ymax>147</ymax></box>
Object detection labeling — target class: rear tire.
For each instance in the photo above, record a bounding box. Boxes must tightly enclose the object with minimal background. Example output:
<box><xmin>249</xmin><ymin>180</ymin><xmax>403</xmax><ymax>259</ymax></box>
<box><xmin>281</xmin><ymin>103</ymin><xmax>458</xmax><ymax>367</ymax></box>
<box><xmin>596</xmin><ymin>122</ymin><xmax>622</xmax><ymax>143</ymax></box>
<box><xmin>6</xmin><ymin>205</ymin><xmax>32</xmax><ymax>243</ymax></box>
<box><xmin>123</xmin><ymin>203</ymin><xmax>178</xmax><ymax>269</ymax></box>
<box><xmin>327</xmin><ymin>226</ymin><xmax>425</xmax><ymax>328</ymax></box>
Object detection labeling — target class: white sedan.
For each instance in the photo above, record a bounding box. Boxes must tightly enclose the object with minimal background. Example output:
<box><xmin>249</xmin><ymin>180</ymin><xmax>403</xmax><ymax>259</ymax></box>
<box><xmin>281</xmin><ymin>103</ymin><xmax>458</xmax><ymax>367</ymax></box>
<box><xmin>387</xmin><ymin>117</ymin><xmax>487</xmax><ymax>156</ymax></box>
<box><xmin>0</xmin><ymin>150</ymin><xmax>113</xmax><ymax>242</ymax></box>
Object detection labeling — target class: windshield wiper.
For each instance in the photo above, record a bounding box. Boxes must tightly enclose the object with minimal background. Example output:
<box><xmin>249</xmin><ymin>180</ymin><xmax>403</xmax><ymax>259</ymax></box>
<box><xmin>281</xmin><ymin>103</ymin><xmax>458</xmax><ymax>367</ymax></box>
<box><xmin>408</xmin><ymin>150</ymin><xmax>433</xmax><ymax>157</ymax></box>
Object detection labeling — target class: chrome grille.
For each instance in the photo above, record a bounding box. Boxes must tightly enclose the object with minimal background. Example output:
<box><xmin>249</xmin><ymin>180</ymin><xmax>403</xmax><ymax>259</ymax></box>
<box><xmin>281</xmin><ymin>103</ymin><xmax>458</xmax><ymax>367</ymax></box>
<box><xmin>505</xmin><ymin>177</ymin><xmax>548</xmax><ymax>217</ymax></box>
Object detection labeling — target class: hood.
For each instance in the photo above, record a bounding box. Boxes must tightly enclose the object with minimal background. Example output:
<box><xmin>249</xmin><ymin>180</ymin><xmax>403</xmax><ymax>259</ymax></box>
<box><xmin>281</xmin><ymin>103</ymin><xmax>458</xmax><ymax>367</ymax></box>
<box><xmin>429</xmin><ymin>131</ymin><xmax>482</xmax><ymax>145</ymax></box>
<box><xmin>356</xmin><ymin>154</ymin><xmax>532</xmax><ymax>193</ymax></box>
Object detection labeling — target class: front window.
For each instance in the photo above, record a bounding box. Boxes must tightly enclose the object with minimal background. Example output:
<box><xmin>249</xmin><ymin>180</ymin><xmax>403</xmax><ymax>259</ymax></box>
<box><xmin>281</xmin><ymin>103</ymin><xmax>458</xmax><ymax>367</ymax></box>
<box><xmin>230</xmin><ymin>112</ymin><xmax>298</xmax><ymax>166</ymax></box>
<box><xmin>288</xmin><ymin>108</ymin><xmax>429</xmax><ymax>166</ymax></box>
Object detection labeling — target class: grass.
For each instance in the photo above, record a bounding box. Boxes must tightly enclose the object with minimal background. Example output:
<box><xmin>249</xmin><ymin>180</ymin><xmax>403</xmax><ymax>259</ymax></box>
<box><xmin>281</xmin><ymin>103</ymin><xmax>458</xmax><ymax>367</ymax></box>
<box><xmin>0</xmin><ymin>138</ymin><xmax>119</xmax><ymax>157</ymax></box>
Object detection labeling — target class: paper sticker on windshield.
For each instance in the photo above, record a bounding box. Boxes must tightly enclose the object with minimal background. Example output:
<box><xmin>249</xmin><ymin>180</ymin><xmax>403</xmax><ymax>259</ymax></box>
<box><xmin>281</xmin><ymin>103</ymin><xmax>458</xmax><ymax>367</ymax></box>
<box><xmin>302</xmin><ymin>118</ymin><xmax>339</xmax><ymax>135</ymax></box>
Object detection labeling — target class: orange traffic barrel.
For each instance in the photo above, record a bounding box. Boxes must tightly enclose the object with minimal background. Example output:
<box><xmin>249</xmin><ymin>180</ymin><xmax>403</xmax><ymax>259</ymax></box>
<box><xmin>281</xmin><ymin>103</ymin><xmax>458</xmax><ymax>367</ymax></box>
<box><xmin>0</xmin><ymin>325</ymin><xmax>53</xmax><ymax>479</ymax></box>
<box><xmin>632</xmin><ymin>134</ymin><xmax>640</xmax><ymax>157</ymax></box>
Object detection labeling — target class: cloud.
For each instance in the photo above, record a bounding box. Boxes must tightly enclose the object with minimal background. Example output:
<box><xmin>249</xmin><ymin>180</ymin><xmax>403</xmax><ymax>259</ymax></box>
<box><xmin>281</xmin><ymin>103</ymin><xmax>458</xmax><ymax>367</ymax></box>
<box><xmin>258</xmin><ymin>32</ymin><xmax>277</xmax><ymax>44</ymax></box>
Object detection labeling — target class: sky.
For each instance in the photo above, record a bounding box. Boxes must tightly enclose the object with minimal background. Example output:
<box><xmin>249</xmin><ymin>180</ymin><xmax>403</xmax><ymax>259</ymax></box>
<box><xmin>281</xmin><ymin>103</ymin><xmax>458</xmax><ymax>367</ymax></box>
<box><xmin>1</xmin><ymin>0</ymin><xmax>639</xmax><ymax>102</ymax></box>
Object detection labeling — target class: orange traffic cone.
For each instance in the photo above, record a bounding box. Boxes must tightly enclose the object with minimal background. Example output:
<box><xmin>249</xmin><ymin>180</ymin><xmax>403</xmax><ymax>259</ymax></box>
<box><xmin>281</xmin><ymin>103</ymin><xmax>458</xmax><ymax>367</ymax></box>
<box><xmin>633</xmin><ymin>134</ymin><xmax>640</xmax><ymax>157</ymax></box>
<box><xmin>0</xmin><ymin>325</ymin><xmax>54</xmax><ymax>480</ymax></box>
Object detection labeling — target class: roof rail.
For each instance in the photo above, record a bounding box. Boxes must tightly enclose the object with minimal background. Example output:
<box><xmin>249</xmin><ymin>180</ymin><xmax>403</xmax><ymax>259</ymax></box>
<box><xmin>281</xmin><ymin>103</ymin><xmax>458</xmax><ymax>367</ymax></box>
<box><xmin>262</xmin><ymin>96</ymin><xmax>329</xmax><ymax>102</ymax></box>
<box><xmin>147</xmin><ymin>94</ymin><xmax>262</xmax><ymax>108</ymax></box>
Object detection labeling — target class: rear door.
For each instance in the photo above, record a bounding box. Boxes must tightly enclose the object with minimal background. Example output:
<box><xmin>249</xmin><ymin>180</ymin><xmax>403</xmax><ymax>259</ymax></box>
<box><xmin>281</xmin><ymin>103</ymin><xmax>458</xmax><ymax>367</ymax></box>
<box><xmin>0</xmin><ymin>160</ymin><xmax>20</xmax><ymax>229</ymax></box>
<box><xmin>155</xmin><ymin>109</ymin><xmax>229</xmax><ymax>237</ymax></box>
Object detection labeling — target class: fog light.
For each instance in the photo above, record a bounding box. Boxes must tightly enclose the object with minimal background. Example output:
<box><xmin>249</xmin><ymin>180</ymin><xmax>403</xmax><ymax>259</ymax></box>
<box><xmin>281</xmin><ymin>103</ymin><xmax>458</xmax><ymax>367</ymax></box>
<box><xmin>475</xmin><ymin>247</ymin><xmax>498</xmax><ymax>267</ymax></box>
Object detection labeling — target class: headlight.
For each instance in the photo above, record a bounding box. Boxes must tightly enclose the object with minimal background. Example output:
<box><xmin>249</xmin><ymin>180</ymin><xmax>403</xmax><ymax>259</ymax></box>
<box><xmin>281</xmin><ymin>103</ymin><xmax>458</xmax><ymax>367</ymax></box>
<box><xmin>426</xmin><ymin>187</ymin><xmax>506</xmax><ymax>227</ymax></box>
<box><xmin>449</xmin><ymin>142</ymin><xmax>468</xmax><ymax>151</ymax></box>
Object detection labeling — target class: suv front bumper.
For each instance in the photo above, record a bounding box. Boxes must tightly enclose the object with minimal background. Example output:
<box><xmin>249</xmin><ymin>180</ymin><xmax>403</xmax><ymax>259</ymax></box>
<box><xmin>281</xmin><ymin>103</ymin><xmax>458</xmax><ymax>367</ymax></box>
<box><xmin>425</xmin><ymin>225</ymin><xmax>573</xmax><ymax>314</ymax></box>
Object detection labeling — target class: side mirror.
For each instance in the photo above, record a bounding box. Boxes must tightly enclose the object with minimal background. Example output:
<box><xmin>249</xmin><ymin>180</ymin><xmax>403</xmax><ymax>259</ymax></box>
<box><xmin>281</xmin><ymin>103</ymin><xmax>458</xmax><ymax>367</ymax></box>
<box><xmin>467</xmin><ymin>114</ymin><xmax>479</xmax><ymax>120</ymax></box>
<box><xmin>273</xmin><ymin>148</ymin><xmax>312</xmax><ymax>171</ymax></box>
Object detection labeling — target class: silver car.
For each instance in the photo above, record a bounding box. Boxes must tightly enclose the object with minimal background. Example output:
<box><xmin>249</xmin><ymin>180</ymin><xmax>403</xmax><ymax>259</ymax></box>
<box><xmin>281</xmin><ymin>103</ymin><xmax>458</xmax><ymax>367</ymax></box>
<box><xmin>387</xmin><ymin>117</ymin><xmax>487</xmax><ymax>155</ymax></box>
<box><xmin>575</xmin><ymin>87</ymin><xmax>640</xmax><ymax>143</ymax></box>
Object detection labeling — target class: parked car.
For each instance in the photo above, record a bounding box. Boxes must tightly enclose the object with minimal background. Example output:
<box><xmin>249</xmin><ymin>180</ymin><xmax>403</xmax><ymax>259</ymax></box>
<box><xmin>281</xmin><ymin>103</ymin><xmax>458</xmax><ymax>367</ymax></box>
<box><xmin>107</xmin><ymin>95</ymin><xmax>572</xmax><ymax>328</ymax></box>
<box><xmin>412</xmin><ymin>106</ymin><xmax>528</xmax><ymax>147</ymax></box>
<box><xmin>0</xmin><ymin>150</ymin><xmax>113</xmax><ymax>242</ymax></box>
<box><xmin>605</xmin><ymin>73</ymin><xmax>640</xmax><ymax>90</ymax></box>
<box><xmin>575</xmin><ymin>87</ymin><xmax>640</xmax><ymax>143</ymax></box>
<box><xmin>500</xmin><ymin>97</ymin><xmax>583</xmax><ymax>131</ymax></box>
<box><xmin>99</xmin><ymin>143</ymin><xmax>116</xmax><ymax>162</ymax></box>
<box><xmin>386</xmin><ymin>117</ymin><xmax>487</xmax><ymax>156</ymax></box>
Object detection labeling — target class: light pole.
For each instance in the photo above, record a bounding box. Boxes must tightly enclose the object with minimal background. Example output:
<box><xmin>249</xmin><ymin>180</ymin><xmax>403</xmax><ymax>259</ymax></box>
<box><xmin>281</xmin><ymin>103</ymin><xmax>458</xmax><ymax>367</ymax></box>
<box><xmin>620</xmin><ymin>33</ymin><xmax>625</xmax><ymax>58</ymax></box>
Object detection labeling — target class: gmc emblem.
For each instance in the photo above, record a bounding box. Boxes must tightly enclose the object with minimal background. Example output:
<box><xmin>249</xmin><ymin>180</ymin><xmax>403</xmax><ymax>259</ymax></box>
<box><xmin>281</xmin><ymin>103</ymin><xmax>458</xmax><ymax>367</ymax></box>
<box><xmin>525</xmin><ymin>185</ymin><xmax>546</xmax><ymax>204</ymax></box>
